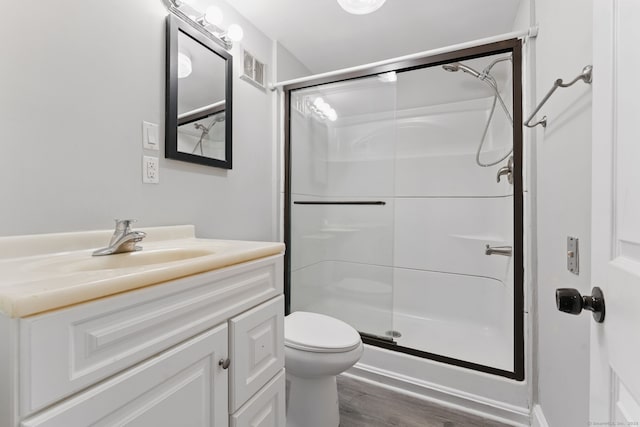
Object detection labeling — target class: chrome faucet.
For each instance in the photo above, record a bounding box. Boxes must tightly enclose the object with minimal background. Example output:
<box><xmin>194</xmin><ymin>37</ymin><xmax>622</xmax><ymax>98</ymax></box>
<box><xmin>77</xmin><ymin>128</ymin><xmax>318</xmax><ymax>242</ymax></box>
<box><xmin>496</xmin><ymin>156</ymin><xmax>514</xmax><ymax>184</ymax></box>
<box><xmin>92</xmin><ymin>219</ymin><xmax>146</xmax><ymax>256</ymax></box>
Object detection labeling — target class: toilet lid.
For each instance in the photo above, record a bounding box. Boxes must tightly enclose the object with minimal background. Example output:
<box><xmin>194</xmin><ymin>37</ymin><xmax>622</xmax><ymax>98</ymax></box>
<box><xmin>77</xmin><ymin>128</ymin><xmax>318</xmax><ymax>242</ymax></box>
<box><xmin>285</xmin><ymin>311</ymin><xmax>362</xmax><ymax>353</ymax></box>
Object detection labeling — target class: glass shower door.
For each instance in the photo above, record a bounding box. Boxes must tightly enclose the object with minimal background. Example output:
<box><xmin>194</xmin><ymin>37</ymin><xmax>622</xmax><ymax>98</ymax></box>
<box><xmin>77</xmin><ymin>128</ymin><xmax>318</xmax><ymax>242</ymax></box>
<box><xmin>286</xmin><ymin>41</ymin><xmax>524</xmax><ymax>379</ymax></box>
<box><xmin>289</xmin><ymin>74</ymin><xmax>398</xmax><ymax>340</ymax></box>
<box><xmin>390</xmin><ymin>53</ymin><xmax>515</xmax><ymax>372</ymax></box>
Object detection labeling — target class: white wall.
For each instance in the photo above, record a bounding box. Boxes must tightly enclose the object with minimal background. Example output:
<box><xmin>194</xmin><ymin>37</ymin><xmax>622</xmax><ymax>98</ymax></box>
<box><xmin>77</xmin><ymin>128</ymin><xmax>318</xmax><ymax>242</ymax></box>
<box><xmin>273</xmin><ymin>42</ymin><xmax>312</xmax><ymax>241</ymax></box>
<box><xmin>532</xmin><ymin>0</ymin><xmax>593</xmax><ymax>425</ymax></box>
<box><xmin>0</xmin><ymin>0</ymin><xmax>276</xmax><ymax>241</ymax></box>
<box><xmin>275</xmin><ymin>43</ymin><xmax>312</xmax><ymax>83</ymax></box>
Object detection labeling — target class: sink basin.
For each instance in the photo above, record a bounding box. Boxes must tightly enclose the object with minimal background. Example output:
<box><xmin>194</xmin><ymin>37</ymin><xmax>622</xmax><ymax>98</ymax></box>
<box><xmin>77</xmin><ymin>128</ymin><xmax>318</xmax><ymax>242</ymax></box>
<box><xmin>37</xmin><ymin>248</ymin><xmax>216</xmax><ymax>273</ymax></box>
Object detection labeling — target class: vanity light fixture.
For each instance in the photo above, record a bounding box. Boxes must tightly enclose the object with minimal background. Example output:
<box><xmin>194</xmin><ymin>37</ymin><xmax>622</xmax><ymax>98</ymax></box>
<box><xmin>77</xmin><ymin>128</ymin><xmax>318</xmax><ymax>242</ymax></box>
<box><xmin>166</xmin><ymin>0</ymin><xmax>243</xmax><ymax>50</ymax></box>
<box><xmin>309</xmin><ymin>97</ymin><xmax>338</xmax><ymax>122</ymax></box>
<box><xmin>197</xmin><ymin>6</ymin><xmax>223</xmax><ymax>27</ymax></box>
<box><xmin>222</xmin><ymin>24</ymin><xmax>244</xmax><ymax>44</ymax></box>
<box><xmin>337</xmin><ymin>0</ymin><xmax>386</xmax><ymax>15</ymax></box>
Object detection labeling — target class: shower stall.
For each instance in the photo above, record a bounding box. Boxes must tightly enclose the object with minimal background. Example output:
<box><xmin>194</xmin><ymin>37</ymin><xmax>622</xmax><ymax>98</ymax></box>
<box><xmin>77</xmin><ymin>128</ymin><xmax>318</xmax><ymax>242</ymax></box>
<box><xmin>284</xmin><ymin>40</ymin><xmax>523</xmax><ymax>380</ymax></box>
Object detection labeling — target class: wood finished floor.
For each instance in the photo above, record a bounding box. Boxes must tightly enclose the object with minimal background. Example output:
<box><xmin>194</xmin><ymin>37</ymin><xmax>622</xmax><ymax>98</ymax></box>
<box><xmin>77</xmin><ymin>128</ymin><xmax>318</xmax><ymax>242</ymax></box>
<box><xmin>337</xmin><ymin>375</ymin><xmax>511</xmax><ymax>427</ymax></box>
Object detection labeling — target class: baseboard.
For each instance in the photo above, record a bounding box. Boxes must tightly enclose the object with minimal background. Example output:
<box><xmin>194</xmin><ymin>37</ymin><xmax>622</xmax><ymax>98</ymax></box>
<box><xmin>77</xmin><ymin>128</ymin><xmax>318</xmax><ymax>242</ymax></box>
<box><xmin>346</xmin><ymin>363</ymin><xmax>530</xmax><ymax>427</ymax></box>
<box><xmin>531</xmin><ymin>404</ymin><xmax>549</xmax><ymax>427</ymax></box>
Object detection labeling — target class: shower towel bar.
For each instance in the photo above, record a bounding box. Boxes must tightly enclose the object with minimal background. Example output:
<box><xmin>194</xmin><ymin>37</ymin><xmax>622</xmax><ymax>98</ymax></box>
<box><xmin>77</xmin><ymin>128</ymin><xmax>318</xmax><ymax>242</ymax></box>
<box><xmin>293</xmin><ymin>201</ymin><xmax>386</xmax><ymax>206</ymax></box>
<box><xmin>524</xmin><ymin>65</ymin><xmax>593</xmax><ymax>128</ymax></box>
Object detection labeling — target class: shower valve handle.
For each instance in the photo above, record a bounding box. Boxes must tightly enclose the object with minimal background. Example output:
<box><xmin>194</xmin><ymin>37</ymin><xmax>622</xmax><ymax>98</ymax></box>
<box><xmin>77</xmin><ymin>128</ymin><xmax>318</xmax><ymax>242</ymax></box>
<box><xmin>555</xmin><ymin>287</ymin><xmax>605</xmax><ymax>323</ymax></box>
<box><xmin>496</xmin><ymin>157</ymin><xmax>514</xmax><ymax>184</ymax></box>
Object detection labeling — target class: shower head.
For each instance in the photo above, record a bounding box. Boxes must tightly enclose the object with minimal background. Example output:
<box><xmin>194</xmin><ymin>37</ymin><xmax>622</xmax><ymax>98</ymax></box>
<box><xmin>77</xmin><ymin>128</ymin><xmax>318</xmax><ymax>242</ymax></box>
<box><xmin>442</xmin><ymin>62</ymin><xmax>482</xmax><ymax>79</ymax></box>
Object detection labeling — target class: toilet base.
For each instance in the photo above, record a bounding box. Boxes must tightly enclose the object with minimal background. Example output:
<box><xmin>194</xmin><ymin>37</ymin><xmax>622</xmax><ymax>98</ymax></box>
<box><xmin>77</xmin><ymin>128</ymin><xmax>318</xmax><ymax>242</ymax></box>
<box><xmin>286</xmin><ymin>372</ymin><xmax>340</xmax><ymax>427</ymax></box>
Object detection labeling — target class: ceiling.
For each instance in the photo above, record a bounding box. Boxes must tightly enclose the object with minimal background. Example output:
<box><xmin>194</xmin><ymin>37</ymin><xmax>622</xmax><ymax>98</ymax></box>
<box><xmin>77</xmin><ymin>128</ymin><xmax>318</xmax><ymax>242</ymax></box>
<box><xmin>224</xmin><ymin>0</ymin><xmax>523</xmax><ymax>75</ymax></box>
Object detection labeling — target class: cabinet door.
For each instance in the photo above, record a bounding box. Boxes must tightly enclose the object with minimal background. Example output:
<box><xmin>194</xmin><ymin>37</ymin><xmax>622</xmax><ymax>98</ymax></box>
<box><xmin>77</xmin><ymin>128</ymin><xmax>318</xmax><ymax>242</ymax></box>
<box><xmin>230</xmin><ymin>370</ymin><xmax>285</xmax><ymax>427</ymax></box>
<box><xmin>229</xmin><ymin>296</ymin><xmax>284</xmax><ymax>412</ymax></box>
<box><xmin>21</xmin><ymin>325</ymin><xmax>229</xmax><ymax>427</ymax></box>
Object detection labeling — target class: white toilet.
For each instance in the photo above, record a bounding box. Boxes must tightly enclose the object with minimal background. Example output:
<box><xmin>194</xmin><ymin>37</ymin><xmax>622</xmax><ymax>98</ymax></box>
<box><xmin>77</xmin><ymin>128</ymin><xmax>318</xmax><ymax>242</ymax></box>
<box><xmin>284</xmin><ymin>311</ymin><xmax>363</xmax><ymax>427</ymax></box>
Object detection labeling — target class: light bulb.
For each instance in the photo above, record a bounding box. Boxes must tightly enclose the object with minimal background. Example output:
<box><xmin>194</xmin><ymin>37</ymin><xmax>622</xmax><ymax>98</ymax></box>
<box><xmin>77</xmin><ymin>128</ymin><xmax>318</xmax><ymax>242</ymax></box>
<box><xmin>327</xmin><ymin>109</ymin><xmax>338</xmax><ymax>122</ymax></box>
<box><xmin>337</xmin><ymin>0</ymin><xmax>386</xmax><ymax>15</ymax></box>
<box><xmin>178</xmin><ymin>52</ymin><xmax>192</xmax><ymax>79</ymax></box>
<box><xmin>204</xmin><ymin>6</ymin><xmax>223</xmax><ymax>26</ymax></box>
<box><xmin>378</xmin><ymin>71</ymin><xmax>397</xmax><ymax>83</ymax></box>
<box><xmin>226</xmin><ymin>24</ymin><xmax>244</xmax><ymax>42</ymax></box>
<box><xmin>313</xmin><ymin>98</ymin><xmax>326</xmax><ymax>109</ymax></box>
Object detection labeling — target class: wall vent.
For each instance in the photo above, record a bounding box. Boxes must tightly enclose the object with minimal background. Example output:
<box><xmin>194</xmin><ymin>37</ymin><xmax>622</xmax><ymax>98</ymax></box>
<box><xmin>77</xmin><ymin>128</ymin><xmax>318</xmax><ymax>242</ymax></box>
<box><xmin>240</xmin><ymin>47</ymin><xmax>266</xmax><ymax>90</ymax></box>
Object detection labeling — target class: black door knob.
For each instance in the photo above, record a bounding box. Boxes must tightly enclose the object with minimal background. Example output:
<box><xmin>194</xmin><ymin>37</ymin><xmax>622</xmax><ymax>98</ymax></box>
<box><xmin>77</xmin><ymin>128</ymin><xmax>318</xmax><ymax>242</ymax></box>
<box><xmin>555</xmin><ymin>287</ymin><xmax>605</xmax><ymax>323</ymax></box>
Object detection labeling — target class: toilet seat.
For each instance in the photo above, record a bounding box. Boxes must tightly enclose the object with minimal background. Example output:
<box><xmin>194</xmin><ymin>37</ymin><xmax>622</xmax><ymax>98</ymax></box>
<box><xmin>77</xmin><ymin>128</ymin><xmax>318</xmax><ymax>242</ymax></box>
<box><xmin>285</xmin><ymin>311</ymin><xmax>361</xmax><ymax>353</ymax></box>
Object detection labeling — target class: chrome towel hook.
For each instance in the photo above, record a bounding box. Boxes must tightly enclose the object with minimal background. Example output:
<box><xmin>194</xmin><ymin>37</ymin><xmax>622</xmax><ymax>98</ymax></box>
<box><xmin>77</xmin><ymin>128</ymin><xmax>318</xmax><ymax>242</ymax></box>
<box><xmin>524</xmin><ymin>65</ymin><xmax>593</xmax><ymax>128</ymax></box>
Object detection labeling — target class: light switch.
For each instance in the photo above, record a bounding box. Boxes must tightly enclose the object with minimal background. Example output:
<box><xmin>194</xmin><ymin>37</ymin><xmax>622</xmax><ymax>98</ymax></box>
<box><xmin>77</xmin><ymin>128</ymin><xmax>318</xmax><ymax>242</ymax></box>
<box><xmin>142</xmin><ymin>121</ymin><xmax>159</xmax><ymax>151</ymax></box>
<box><xmin>143</xmin><ymin>156</ymin><xmax>159</xmax><ymax>184</ymax></box>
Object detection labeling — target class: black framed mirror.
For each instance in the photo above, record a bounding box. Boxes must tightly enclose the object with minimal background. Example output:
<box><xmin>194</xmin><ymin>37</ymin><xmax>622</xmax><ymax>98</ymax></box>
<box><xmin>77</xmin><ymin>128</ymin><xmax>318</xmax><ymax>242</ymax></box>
<box><xmin>166</xmin><ymin>15</ymin><xmax>232</xmax><ymax>169</ymax></box>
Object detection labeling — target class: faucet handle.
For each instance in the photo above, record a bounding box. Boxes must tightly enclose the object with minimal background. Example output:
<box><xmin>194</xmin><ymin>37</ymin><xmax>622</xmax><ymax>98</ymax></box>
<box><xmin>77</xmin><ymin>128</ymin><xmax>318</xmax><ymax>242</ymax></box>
<box><xmin>114</xmin><ymin>219</ymin><xmax>137</xmax><ymax>232</ymax></box>
<box><xmin>496</xmin><ymin>156</ymin><xmax>514</xmax><ymax>184</ymax></box>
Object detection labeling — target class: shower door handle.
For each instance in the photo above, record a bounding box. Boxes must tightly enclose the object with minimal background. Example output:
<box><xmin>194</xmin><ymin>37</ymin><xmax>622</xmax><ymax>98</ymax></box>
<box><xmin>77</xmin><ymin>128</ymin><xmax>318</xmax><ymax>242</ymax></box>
<box><xmin>485</xmin><ymin>244</ymin><xmax>512</xmax><ymax>256</ymax></box>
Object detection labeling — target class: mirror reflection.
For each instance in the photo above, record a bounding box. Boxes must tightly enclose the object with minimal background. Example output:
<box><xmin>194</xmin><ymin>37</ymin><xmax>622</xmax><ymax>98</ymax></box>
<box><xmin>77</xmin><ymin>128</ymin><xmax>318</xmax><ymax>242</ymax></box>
<box><xmin>166</xmin><ymin>15</ymin><xmax>232</xmax><ymax>169</ymax></box>
<box><xmin>177</xmin><ymin>30</ymin><xmax>226</xmax><ymax>159</ymax></box>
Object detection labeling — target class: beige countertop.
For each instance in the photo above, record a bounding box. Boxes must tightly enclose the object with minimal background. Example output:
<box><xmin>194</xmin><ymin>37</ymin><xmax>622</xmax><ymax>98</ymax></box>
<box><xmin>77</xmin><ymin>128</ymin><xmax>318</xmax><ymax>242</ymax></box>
<box><xmin>0</xmin><ymin>225</ymin><xmax>285</xmax><ymax>318</ymax></box>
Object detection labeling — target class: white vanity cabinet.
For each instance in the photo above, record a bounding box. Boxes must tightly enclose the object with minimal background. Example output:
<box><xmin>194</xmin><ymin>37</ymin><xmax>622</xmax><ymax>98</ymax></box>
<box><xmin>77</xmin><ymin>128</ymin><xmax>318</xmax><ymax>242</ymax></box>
<box><xmin>0</xmin><ymin>254</ymin><xmax>285</xmax><ymax>427</ymax></box>
<box><xmin>21</xmin><ymin>324</ymin><xmax>230</xmax><ymax>427</ymax></box>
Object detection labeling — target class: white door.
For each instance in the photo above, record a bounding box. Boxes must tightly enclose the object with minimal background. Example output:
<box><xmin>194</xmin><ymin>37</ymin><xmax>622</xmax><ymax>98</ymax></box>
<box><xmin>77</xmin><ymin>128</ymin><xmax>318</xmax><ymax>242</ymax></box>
<box><xmin>591</xmin><ymin>0</ymin><xmax>640</xmax><ymax>424</ymax></box>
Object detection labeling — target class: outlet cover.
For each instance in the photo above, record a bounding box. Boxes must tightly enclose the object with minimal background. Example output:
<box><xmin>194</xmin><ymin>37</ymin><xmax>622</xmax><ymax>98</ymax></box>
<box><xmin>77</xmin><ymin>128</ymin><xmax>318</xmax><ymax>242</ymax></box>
<box><xmin>143</xmin><ymin>156</ymin><xmax>159</xmax><ymax>184</ymax></box>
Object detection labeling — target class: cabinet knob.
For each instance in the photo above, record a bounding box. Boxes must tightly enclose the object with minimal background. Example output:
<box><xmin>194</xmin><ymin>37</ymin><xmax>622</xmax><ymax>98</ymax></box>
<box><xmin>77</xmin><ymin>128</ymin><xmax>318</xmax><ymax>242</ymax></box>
<box><xmin>555</xmin><ymin>286</ymin><xmax>605</xmax><ymax>323</ymax></box>
<box><xmin>218</xmin><ymin>358</ymin><xmax>230</xmax><ymax>369</ymax></box>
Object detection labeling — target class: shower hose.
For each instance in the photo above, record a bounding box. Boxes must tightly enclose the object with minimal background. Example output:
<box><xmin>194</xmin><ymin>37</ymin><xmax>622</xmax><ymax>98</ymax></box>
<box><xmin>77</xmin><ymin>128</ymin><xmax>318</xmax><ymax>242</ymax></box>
<box><xmin>475</xmin><ymin>63</ymin><xmax>514</xmax><ymax>167</ymax></box>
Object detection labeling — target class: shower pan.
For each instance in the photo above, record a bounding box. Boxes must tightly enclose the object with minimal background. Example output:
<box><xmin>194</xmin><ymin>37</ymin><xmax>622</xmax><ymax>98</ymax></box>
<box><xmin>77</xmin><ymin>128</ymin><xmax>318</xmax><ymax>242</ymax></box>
<box><xmin>284</xmin><ymin>40</ymin><xmax>523</xmax><ymax>380</ymax></box>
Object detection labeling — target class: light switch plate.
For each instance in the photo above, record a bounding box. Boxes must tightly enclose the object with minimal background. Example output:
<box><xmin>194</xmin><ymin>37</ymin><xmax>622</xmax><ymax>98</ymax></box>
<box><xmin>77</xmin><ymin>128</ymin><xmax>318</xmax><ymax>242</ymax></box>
<box><xmin>142</xmin><ymin>121</ymin><xmax>159</xmax><ymax>151</ymax></box>
<box><xmin>142</xmin><ymin>156</ymin><xmax>159</xmax><ymax>184</ymax></box>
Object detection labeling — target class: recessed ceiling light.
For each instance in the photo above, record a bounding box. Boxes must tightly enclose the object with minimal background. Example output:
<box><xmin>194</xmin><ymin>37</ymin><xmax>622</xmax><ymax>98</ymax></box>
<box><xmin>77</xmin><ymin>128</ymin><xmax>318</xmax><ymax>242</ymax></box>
<box><xmin>337</xmin><ymin>0</ymin><xmax>386</xmax><ymax>15</ymax></box>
